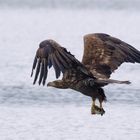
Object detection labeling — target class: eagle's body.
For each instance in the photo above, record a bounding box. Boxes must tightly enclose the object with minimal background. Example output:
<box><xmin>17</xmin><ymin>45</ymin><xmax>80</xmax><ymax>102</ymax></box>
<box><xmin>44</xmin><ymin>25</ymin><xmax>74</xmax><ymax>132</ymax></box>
<box><xmin>31</xmin><ymin>33</ymin><xmax>140</xmax><ymax>115</ymax></box>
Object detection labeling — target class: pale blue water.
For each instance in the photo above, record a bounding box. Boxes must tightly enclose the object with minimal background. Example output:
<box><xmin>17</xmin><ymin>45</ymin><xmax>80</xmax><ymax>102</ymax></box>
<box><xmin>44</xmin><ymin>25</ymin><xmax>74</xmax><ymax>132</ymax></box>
<box><xmin>0</xmin><ymin>6</ymin><xmax>140</xmax><ymax>140</ymax></box>
<box><xmin>0</xmin><ymin>0</ymin><xmax>140</xmax><ymax>10</ymax></box>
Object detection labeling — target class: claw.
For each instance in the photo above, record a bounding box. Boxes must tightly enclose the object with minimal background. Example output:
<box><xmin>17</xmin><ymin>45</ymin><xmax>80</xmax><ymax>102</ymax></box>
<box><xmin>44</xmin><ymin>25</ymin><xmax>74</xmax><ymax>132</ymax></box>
<box><xmin>100</xmin><ymin>108</ymin><xmax>105</xmax><ymax>116</ymax></box>
<box><xmin>91</xmin><ymin>98</ymin><xmax>105</xmax><ymax>116</ymax></box>
<box><xmin>91</xmin><ymin>105</ymin><xmax>105</xmax><ymax>116</ymax></box>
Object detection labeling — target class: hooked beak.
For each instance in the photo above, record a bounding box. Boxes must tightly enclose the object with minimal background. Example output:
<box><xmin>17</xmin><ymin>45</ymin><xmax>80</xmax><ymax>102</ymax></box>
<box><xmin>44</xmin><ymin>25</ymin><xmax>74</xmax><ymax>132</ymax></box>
<box><xmin>47</xmin><ymin>82</ymin><xmax>55</xmax><ymax>87</ymax></box>
<box><xmin>47</xmin><ymin>82</ymin><xmax>51</xmax><ymax>87</ymax></box>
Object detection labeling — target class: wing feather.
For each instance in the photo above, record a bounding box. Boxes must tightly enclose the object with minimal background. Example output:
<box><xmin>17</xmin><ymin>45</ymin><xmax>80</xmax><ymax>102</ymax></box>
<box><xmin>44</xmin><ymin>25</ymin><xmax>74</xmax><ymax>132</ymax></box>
<box><xmin>42</xmin><ymin>59</ymin><xmax>48</xmax><ymax>85</ymax></box>
<box><xmin>82</xmin><ymin>33</ymin><xmax>140</xmax><ymax>79</ymax></box>
<box><xmin>55</xmin><ymin>51</ymin><xmax>68</xmax><ymax>69</ymax></box>
<box><xmin>31</xmin><ymin>56</ymin><xmax>37</xmax><ymax>77</ymax></box>
<box><xmin>31</xmin><ymin>39</ymin><xmax>90</xmax><ymax>85</ymax></box>
<box><xmin>38</xmin><ymin>61</ymin><xmax>44</xmax><ymax>85</ymax></box>
<box><xmin>33</xmin><ymin>59</ymin><xmax>41</xmax><ymax>84</ymax></box>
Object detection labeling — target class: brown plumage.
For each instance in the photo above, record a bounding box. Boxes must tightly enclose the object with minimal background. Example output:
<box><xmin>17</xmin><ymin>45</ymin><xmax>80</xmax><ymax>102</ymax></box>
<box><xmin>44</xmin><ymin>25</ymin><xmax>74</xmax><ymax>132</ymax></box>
<box><xmin>31</xmin><ymin>33</ymin><xmax>140</xmax><ymax>115</ymax></box>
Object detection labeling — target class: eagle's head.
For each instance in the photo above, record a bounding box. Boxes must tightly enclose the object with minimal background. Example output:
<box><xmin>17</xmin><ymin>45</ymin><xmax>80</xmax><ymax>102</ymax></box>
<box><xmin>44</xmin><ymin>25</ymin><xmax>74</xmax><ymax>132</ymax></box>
<box><xmin>47</xmin><ymin>81</ymin><xmax>58</xmax><ymax>87</ymax></box>
<box><xmin>47</xmin><ymin>80</ymin><xmax>68</xmax><ymax>89</ymax></box>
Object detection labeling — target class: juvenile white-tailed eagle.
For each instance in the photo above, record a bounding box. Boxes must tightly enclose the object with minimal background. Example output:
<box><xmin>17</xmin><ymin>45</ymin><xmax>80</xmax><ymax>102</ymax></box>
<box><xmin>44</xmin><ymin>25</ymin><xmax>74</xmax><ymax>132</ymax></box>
<box><xmin>31</xmin><ymin>33</ymin><xmax>140</xmax><ymax>115</ymax></box>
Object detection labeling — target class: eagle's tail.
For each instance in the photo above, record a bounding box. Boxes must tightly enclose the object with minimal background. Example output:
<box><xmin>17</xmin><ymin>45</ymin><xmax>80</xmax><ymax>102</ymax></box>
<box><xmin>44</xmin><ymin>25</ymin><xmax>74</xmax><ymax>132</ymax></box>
<box><xmin>95</xmin><ymin>79</ymin><xmax>131</xmax><ymax>85</ymax></box>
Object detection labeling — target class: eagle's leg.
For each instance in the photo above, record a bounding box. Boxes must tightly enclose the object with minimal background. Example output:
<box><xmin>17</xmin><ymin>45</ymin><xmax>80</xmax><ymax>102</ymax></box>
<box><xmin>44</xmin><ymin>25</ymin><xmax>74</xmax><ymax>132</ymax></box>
<box><xmin>99</xmin><ymin>100</ymin><xmax>103</xmax><ymax>108</ymax></box>
<box><xmin>99</xmin><ymin>99</ymin><xmax>105</xmax><ymax>116</ymax></box>
<box><xmin>91</xmin><ymin>98</ymin><xmax>96</xmax><ymax>114</ymax></box>
<box><xmin>91</xmin><ymin>97</ymin><xmax>105</xmax><ymax>115</ymax></box>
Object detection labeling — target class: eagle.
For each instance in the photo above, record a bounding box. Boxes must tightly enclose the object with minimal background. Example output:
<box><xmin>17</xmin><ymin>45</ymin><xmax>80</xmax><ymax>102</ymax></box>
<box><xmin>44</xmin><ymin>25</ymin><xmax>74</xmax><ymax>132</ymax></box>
<box><xmin>31</xmin><ymin>33</ymin><xmax>140</xmax><ymax>116</ymax></box>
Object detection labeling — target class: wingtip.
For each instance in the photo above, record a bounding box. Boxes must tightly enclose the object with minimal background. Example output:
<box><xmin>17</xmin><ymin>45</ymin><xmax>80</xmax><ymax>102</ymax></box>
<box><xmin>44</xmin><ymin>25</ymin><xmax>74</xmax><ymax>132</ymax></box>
<box><xmin>42</xmin><ymin>81</ymin><xmax>46</xmax><ymax>86</ymax></box>
<box><xmin>31</xmin><ymin>71</ymin><xmax>33</xmax><ymax>77</ymax></box>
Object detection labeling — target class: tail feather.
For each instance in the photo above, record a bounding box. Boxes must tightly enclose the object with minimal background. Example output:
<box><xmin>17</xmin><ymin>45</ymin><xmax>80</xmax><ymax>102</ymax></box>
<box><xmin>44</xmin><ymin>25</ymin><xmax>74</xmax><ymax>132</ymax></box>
<box><xmin>95</xmin><ymin>79</ymin><xmax>131</xmax><ymax>85</ymax></box>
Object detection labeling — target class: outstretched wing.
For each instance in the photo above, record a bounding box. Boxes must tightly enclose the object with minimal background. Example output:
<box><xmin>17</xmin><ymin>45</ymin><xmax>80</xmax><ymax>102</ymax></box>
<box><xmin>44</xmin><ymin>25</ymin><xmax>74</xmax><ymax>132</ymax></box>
<box><xmin>31</xmin><ymin>39</ymin><xmax>90</xmax><ymax>85</ymax></box>
<box><xmin>82</xmin><ymin>33</ymin><xmax>140</xmax><ymax>79</ymax></box>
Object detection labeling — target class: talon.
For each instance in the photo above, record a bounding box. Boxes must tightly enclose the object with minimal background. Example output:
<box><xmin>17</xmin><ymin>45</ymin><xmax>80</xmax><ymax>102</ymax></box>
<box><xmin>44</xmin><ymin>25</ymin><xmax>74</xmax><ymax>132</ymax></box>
<box><xmin>92</xmin><ymin>104</ymin><xmax>105</xmax><ymax>116</ymax></box>
<box><xmin>100</xmin><ymin>108</ymin><xmax>105</xmax><ymax>116</ymax></box>
<box><xmin>91</xmin><ymin>98</ymin><xmax>105</xmax><ymax>115</ymax></box>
